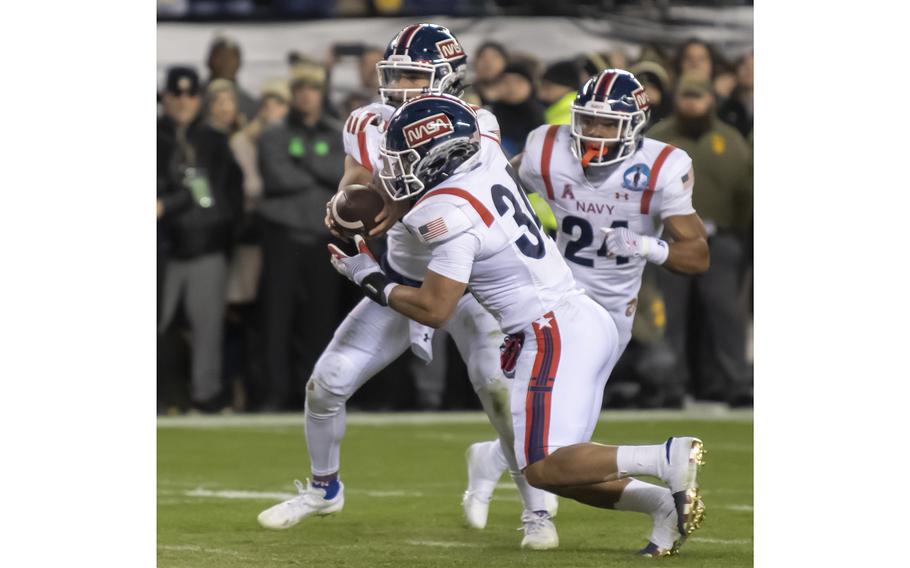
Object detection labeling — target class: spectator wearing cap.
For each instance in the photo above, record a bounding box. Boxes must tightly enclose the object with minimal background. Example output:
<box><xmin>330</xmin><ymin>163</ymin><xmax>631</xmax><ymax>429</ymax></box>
<box><xmin>630</xmin><ymin>60</ymin><xmax>673</xmax><ymax>128</ymax></box>
<box><xmin>539</xmin><ymin>60</ymin><xmax>580</xmax><ymax>125</ymax></box>
<box><xmin>718</xmin><ymin>51</ymin><xmax>753</xmax><ymax>138</ymax></box>
<box><xmin>648</xmin><ymin>73</ymin><xmax>753</xmax><ymax>407</ymax></box>
<box><xmin>490</xmin><ymin>63</ymin><xmax>545</xmax><ymax>158</ymax></box>
<box><xmin>157</xmin><ymin>66</ymin><xmax>244</xmax><ymax>412</ymax></box>
<box><xmin>290</xmin><ymin>52</ymin><xmax>341</xmax><ymax>119</ymax></box>
<box><xmin>205</xmin><ymin>79</ymin><xmax>244</xmax><ymax>136</ymax></box>
<box><xmin>207</xmin><ymin>35</ymin><xmax>258</xmax><ymax>122</ymax></box>
<box><xmin>472</xmin><ymin>41</ymin><xmax>508</xmax><ymax>105</ymax></box>
<box><xmin>256</xmin><ymin>62</ymin><xmax>345</xmax><ymax>411</ymax></box>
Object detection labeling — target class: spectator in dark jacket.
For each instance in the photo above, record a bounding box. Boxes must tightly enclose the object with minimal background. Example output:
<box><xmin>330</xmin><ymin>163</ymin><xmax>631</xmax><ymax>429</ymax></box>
<box><xmin>472</xmin><ymin>41</ymin><xmax>508</xmax><ymax>105</ymax></box>
<box><xmin>157</xmin><ymin>66</ymin><xmax>244</xmax><ymax>412</ymax></box>
<box><xmin>490</xmin><ymin>63</ymin><xmax>545</xmax><ymax>157</ymax></box>
<box><xmin>256</xmin><ymin>62</ymin><xmax>345</xmax><ymax>411</ymax></box>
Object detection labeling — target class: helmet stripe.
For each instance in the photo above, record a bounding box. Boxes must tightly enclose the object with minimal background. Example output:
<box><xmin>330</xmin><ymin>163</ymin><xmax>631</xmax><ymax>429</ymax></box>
<box><xmin>594</xmin><ymin>71</ymin><xmax>617</xmax><ymax>100</ymax></box>
<box><xmin>395</xmin><ymin>24</ymin><xmax>423</xmax><ymax>55</ymax></box>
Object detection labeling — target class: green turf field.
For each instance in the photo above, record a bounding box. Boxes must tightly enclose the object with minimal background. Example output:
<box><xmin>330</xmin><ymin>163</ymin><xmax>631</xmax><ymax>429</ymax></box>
<box><xmin>158</xmin><ymin>412</ymin><xmax>753</xmax><ymax>567</ymax></box>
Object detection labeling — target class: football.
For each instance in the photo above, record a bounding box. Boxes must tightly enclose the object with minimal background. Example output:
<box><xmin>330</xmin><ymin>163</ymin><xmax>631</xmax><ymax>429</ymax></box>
<box><xmin>330</xmin><ymin>184</ymin><xmax>386</xmax><ymax>238</ymax></box>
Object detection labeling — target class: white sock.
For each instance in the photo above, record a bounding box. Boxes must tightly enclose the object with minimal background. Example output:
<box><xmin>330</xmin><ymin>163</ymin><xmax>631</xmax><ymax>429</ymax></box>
<box><xmin>615</xmin><ymin>444</ymin><xmax>667</xmax><ymax>480</ymax></box>
<box><xmin>615</xmin><ymin>478</ymin><xmax>677</xmax><ymax>549</ymax></box>
<box><xmin>615</xmin><ymin>478</ymin><xmax>671</xmax><ymax>514</ymax></box>
<box><xmin>510</xmin><ymin>471</ymin><xmax>550</xmax><ymax>514</ymax></box>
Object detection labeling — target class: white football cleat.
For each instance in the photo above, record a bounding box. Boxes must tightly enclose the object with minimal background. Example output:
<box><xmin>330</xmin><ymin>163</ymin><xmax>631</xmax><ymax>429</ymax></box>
<box><xmin>462</xmin><ymin>442</ymin><xmax>499</xmax><ymax>529</ymax></box>
<box><xmin>661</xmin><ymin>437</ymin><xmax>706</xmax><ymax>537</ymax></box>
<box><xmin>543</xmin><ymin>491</ymin><xmax>559</xmax><ymax>518</ymax></box>
<box><xmin>462</xmin><ymin>489</ymin><xmax>491</xmax><ymax>530</ymax></box>
<box><xmin>519</xmin><ymin>511</ymin><xmax>559</xmax><ymax>550</ymax></box>
<box><xmin>257</xmin><ymin>479</ymin><xmax>344</xmax><ymax>530</ymax></box>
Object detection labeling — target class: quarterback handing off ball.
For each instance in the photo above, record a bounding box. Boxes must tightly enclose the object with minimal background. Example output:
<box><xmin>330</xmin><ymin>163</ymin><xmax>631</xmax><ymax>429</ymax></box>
<box><xmin>330</xmin><ymin>184</ymin><xmax>386</xmax><ymax>239</ymax></box>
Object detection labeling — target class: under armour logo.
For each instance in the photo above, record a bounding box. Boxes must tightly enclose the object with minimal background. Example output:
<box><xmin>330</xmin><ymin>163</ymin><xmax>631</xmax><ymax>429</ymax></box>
<box><xmin>423</xmin><ymin>333</ymin><xmax>430</xmax><ymax>342</ymax></box>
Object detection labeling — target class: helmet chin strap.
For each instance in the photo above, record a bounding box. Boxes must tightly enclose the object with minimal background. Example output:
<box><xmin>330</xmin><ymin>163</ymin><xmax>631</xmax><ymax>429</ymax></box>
<box><xmin>581</xmin><ymin>141</ymin><xmax>611</xmax><ymax>167</ymax></box>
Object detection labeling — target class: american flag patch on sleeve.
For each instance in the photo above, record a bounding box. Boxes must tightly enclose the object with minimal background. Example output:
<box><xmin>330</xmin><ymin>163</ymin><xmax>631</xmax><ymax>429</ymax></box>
<box><xmin>418</xmin><ymin>217</ymin><xmax>448</xmax><ymax>241</ymax></box>
<box><xmin>682</xmin><ymin>166</ymin><xmax>695</xmax><ymax>191</ymax></box>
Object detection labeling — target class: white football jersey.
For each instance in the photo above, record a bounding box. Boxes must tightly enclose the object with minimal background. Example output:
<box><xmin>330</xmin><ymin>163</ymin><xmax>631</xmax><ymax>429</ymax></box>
<box><xmin>519</xmin><ymin>124</ymin><xmax>695</xmax><ymax>313</ymax></box>
<box><xmin>401</xmin><ymin>137</ymin><xmax>579</xmax><ymax>334</ymax></box>
<box><xmin>342</xmin><ymin>102</ymin><xmax>502</xmax><ymax>282</ymax></box>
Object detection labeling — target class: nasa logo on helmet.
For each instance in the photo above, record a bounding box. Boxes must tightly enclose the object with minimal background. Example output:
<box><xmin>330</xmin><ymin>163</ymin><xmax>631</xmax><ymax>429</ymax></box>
<box><xmin>403</xmin><ymin>113</ymin><xmax>455</xmax><ymax>148</ymax></box>
<box><xmin>632</xmin><ymin>87</ymin><xmax>650</xmax><ymax>111</ymax></box>
<box><xmin>435</xmin><ymin>38</ymin><xmax>465</xmax><ymax>61</ymax></box>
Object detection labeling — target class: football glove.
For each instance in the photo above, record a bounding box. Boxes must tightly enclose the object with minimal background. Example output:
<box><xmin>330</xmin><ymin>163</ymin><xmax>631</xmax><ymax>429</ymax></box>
<box><xmin>327</xmin><ymin>235</ymin><xmax>397</xmax><ymax>306</ymax></box>
<box><xmin>600</xmin><ymin>227</ymin><xmax>669</xmax><ymax>265</ymax></box>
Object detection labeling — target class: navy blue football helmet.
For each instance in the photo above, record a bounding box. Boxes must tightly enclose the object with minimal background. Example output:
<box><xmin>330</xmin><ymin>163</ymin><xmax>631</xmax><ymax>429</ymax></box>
<box><xmin>377</xmin><ymin>23</ymin><xmax>469</xmax><ymax>106</ymax></box>
<box><xmin>571</xmin><ymin>69</ymin><xmax>651</xmax><ymax>167</ymax></box>
<box><xmin>379</xmin><ymin>93</ymin><xmax>480</xmax><ymax>201</ymax></box>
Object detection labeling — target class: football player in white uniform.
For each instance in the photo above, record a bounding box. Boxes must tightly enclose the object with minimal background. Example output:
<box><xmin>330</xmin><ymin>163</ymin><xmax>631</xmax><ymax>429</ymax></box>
<box><xmin>465</xmin><ymin>68</ymin><xmax>712</xmax><ymax>556</ymax></box>
<box><xmin>257</xmin><ymin>23</ymin><xmax>558</xmax><ymax>550</ymax></box>
<box><xmin>327</xmin><ymin>93</ymin><xmax>707</xmax><ymax>557</ymax></box>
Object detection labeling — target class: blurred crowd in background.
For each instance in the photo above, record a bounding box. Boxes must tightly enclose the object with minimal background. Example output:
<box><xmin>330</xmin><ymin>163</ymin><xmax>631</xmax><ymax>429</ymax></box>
<box><xmin>157</xmin><ymin>7</ymin><xmax>753</xmax><ymax>415</ymax></box>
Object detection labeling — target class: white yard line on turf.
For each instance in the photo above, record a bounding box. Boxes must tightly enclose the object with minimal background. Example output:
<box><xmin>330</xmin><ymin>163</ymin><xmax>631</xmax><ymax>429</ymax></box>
<box><xmin>405</xmin><ymin>540</ymin><xmax>477</xmax><ymax>548</ymax></box>
<box><xmin>186</xmin><ymin>488</ymin><xmax>295</xmax><ymax>500</ymax></box>
<box><xmin>689</xmin><ymin>537</ymin><xmax>753</xmax><ymax>545</ymax></box>
<box><xmin>158</xmin><ymin>544</ymin><xmax>242</xmax><ymax>557</ymax></box>
<box><xmin>723</xmin><ymin>504</ymin><xmax>754</xmax><ymax>512</ymax></box>
<box><xmin>158</xmin><ymin>408</ymin><xmax>753</xmax><ymax>429</ymax></box>
<box><xmin>183</xmin><ymin>487</ymin><xmax>423</xmax><ymax>501</ymax></box>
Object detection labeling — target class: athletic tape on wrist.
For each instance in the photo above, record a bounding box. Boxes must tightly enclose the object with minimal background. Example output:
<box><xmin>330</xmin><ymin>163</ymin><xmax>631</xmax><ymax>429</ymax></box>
<box><xmin>360</xmin><ymin>272</ymin><xmax>393</xmax><ymax>306</ymax></box>
<box><xmin>644</xmin><ymin>236</ymin><xmax>670</xmax><ymax>265</ymax></box>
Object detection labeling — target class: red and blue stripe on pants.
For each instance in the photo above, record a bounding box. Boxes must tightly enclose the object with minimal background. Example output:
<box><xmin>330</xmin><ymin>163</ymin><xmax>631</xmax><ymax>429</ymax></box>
<box><xmin>524</xmin><ymin>312</ymin><xmax>562</xmax><ymax>465</ymax></box>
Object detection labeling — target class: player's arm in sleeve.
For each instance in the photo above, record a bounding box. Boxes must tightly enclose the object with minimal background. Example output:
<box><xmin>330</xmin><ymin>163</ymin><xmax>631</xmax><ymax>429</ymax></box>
<box><xmin>387</xmin><ymin>261</ymin><xmax>471</xmax><ymax>329</ymax></box>
<box><xmin>601</xmin><ymin>153</ymin><xmax>709</xmax><ymax>275</ymax></box>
